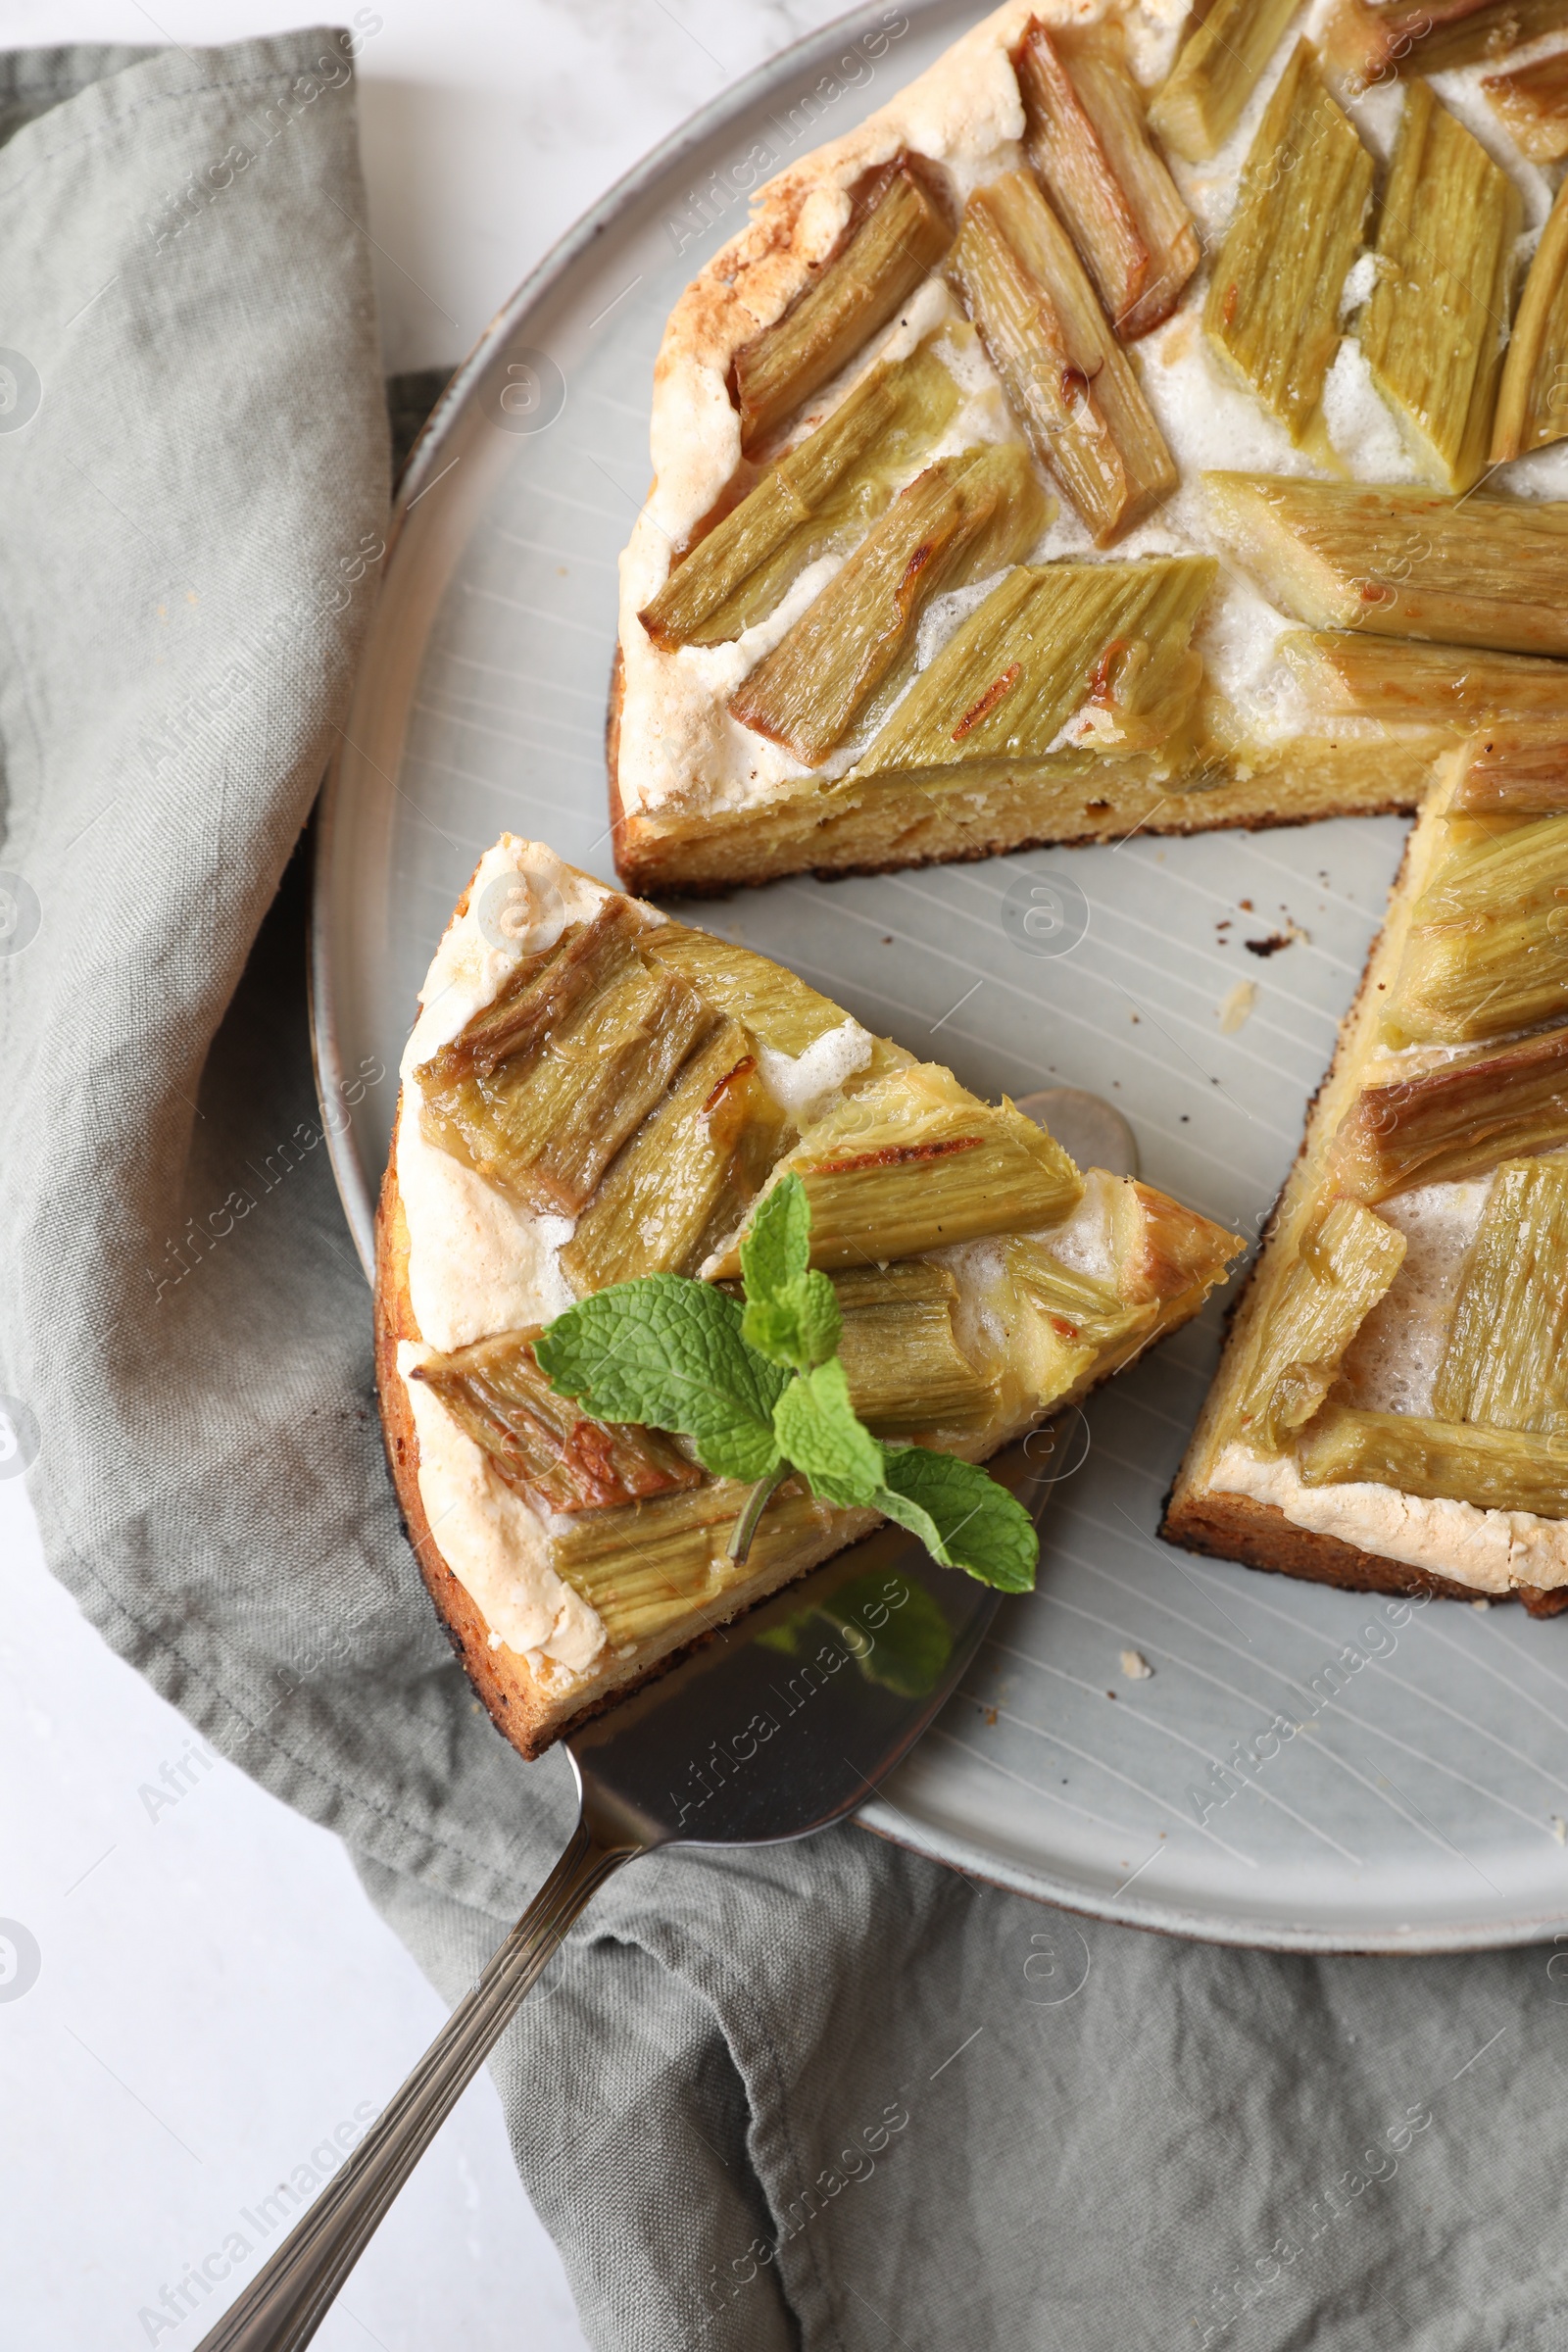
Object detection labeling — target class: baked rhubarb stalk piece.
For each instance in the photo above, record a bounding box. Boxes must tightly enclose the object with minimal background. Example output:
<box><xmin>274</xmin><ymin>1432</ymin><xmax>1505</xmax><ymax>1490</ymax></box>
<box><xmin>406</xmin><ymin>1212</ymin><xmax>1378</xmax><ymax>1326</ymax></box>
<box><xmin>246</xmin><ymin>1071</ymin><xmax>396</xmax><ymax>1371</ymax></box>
<box><xmin>377</xmin><ymin>838</ymin><xmax>1243</xmax><ymax>1756</ymax></box>
<box><xmin>612</xmin><ymin>0</ymin><xmax>1568</xmax><ymax>895</ymax></box>
<box><xmin>1165</xmin><ymin>727</ymin><xmax>1568</xmax><ymax>1615</ymax></box>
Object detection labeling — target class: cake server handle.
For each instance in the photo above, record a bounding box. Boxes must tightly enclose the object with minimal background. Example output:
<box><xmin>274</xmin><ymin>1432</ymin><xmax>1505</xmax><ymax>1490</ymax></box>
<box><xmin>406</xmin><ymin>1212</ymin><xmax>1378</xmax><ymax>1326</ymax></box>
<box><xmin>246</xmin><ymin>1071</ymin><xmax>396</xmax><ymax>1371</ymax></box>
<box><xmin>192</xmin><ymin>1805</ymin><xmax>639</xmax><ymax>2352</ymax></box>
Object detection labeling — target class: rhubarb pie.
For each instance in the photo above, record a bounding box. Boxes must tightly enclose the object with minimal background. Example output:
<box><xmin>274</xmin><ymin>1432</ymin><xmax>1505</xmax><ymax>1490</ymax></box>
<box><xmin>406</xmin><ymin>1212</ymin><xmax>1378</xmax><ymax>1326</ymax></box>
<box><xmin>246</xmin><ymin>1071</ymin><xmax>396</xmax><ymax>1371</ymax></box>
<box><xmin>612</xmin><ymin>0</ymin><xmax>1568</xmax><ymax>895</ymax></box>
<box><xmin>1165</xmin><ymin>726</ymin><xmax>1568</xmax><ymax>1613</ymax></box>
<box><xmin>375</xmin><ymin>838</ymin><xmax>1242</xmax><ymax>1753</ymax></box>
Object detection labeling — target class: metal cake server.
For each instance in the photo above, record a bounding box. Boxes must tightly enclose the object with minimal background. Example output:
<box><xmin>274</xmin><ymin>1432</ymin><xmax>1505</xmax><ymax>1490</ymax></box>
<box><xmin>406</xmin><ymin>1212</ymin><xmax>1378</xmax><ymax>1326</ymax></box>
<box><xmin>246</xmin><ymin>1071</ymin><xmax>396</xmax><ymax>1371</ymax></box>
<box><xmin>194</xmin><ymin>1440</ymin><xmax>1050</xmax><ymax>2352</ymax></box>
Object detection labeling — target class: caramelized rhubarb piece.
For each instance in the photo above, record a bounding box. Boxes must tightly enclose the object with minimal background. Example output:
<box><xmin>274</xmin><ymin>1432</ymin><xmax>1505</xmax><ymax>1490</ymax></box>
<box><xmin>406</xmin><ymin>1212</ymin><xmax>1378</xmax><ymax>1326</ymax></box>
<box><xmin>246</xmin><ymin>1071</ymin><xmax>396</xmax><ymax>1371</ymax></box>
<box><xmin>1493</xmin><ymin>179</ymin><xmax>1568</xmax><ymax>465</ymax></box>
<box><xmin>1109</xmin><ymin>1178</ymin><xmax>1247</xmax><ymax>1310</ymax></box>
<box><xmin>551</xmin><ymin>1479</ymin><xmax>840</xmax><ymax>1645</ymax></box>
<box><xmin>418</xmin><ymin>901</ymin><xmax>642</xmax><ymax>1091</ymax></box>
<box><xmin>728</xmin><ymin>443</ymin><xmax>1049</xmax><ymax>764</ymax></box>
<box><xmin>1413</xmin><ymin>808</ymin><xmax>1568</xmax><ymax>920</ymax></box>
<box><xmin>948</xmin><ymin>171</ymin><xmax>1177</xmax><ymax>544</ymax></box>
<box><xmin>1324</xmin><ymin>0</ymin><xmax>1568</xmax><ymax>89</ymax></box>
<box><xmin>553</xmin><ymin>1485</ymin><xmax>740</xmax><ymax>1642</ymax></box>
<box><xmin>990</xmin><ymin>1180</ymin><xmax>1243</xmax><ymax>1412</ymax></box>
<box><xmin>1005</xmin><ymin>1234</ymin><xmax>1157</xmax><ymax>1378</ymax></box>
<box><xmin>1280</xmin><ymin>633</ymin><xmax>1568</xmax><ymax>730</ymax></box>
<box><xmin>1229</xmin><ymin>1200</ymin><xmax>1406</xmax><ymax>1455</ymax></box>
<box><xmin>833</xmin><ymin>1260</ymin><xmax>999</xmax><ymax>1434</ymax></box>
<box><xmin>641</xmin><ymin>923</ymin><xmax>854</xmax><ymax>1055</ymax></box>
<box><xmin>1379</xmin><ymin>806</ymin><xmax>1568</xmax><ymax>1046</ymax></box>
<box><xmin>1014</xmin><ymin>20</ymin><xmax>1150</xmax><ymax>335</ymax></box>
<box><xmin>560</xmin><ymin>1020</ymin><xmax>789</xmax><ymax>1293</ymax></box>
<box><xmin>413</xmin><ymin>1332</ymin><xmax>703</xmax><ymax>1513</ymax></box>
<box><xmin>1433</xmin><ymin>1157</ymin><xmax>1568</xmax><ymax>1433</ymax></box>
<box><xmin>639</xmin><ymin>345</ymin><xmax>958</xmax><ymax>649</ymax></box>
<box><xmin>1356</xmin><ymin>81</ymin><xmax>1519</xmax><ymax>492</ymax></box>
<box><xmin>1206</xmin><ymin>475</ymin><xmax>1568</xmax><ymax>657</ymax></box>
<box><xmin>1298</xmin><ymin>1404</ymin><xmax>1568</xmax><ymax>1517</ymax></box>
<box><xmin>989</xmin><ymin>1238</ymin><xmax>1152</xmax><ymax>1411</ymax></box>
<box><xmin>1054</xmin><ymin>23</ymin><xmax>1199</xmax><ymax>337</ymax></box>
<box><xmin>849</xmin><ymin>556</ymin><xmax>1215</xmax><ymax>781</ymax></box>
<box><xmin>1332</xmin><ymin>1025</ymin><xmax>1568</xmax><ymax>1199</ymax></box>
<box><xmin>1449</xmin><ymin>727</ymin><xmax>1568</xmax><ymax>812</ymax></box>
<box><xmin>1484</xmin><ymin>46</ymin><xmax>1568</xmax><ymax>160</ymax></box>
<box><xmin>416</xmin><ymin>908</ymin><xmax>713</xmax><ymax>1212</ymax></box>
<box><xmin>1004</xmin><ymin>1238</ymin><xmax>1151</xmax><ymax>1348</ymax></box>
<box><xmin>1148</xmin><ymin>0</ymin><xmax>1301</xmax><ymax>162</ymax></box>
<box><xmin>708</xmin><ymin>1062</ymin><xmax>1082</xmax><ymax>1275</ymax></box>
<box><xmin>731</xmin><ymin>152</ymin><xmax>956</xmax><ymax>455</ymax></box>
<box><xmin>1380</xmin><ymin>928</ymin><xmax>1568</xmax><ymax>1049</ymax></box>
<box><xmin>1203</xmin><ymin>43</ymin><xmax>1373</xmax><ymax>443</ymax></box>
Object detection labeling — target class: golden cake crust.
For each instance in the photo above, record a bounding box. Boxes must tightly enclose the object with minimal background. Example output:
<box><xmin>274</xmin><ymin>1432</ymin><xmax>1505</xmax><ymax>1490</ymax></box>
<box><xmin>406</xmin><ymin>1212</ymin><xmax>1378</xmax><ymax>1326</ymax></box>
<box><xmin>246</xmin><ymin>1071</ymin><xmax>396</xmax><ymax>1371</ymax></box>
<box><xmin>1160</xmin><ymin>1477</ymin><xmax>1568</xmax><ymax>1619</ymax></box>
<box><xmin>608</xmin><ymin>640</ymin><xmax>1425</xmax><ymax>897</ymax></box>
<box><xmin>375</xmin><ymin>1123</ymin><xmax>566</xmax><ymax>1757</ymax></box>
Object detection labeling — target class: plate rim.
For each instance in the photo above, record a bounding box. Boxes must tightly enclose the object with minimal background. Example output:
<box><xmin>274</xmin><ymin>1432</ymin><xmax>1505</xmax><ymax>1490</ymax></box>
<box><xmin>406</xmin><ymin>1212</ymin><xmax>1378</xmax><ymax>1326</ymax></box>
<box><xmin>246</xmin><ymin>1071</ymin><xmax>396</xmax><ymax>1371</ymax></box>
<box><xmin>855</xmin><ymin>1811</ymin><xmax>1568</xmax><ymax>1954</ymax></box>
<box><xmin>307</xmin><ymin>0</ymin><xmax>1568</xmax><ymax>1954</ymax></box>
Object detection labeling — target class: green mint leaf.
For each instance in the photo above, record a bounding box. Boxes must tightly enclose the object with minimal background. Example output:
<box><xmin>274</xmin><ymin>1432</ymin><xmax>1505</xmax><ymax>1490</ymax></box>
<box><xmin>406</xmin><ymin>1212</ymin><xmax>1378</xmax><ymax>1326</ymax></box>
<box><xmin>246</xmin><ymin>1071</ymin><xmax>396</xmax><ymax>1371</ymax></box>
<box><xmin>741</xmin><ymin>1273</ymin><xmax>842</xmax><ymax>1374</ymax></box>
<box><xmin>539</xmin><ymin>1176</ymin><xmax>1035</xmax><ymax>1592</ymax></box>
<box><xmin>771</xmin><ymin>1358</ymin><xmax>884</xmax><ymax>1509</ymax></box>
<box><xmin>535</xmin><ymin>1273</ymin><xmax>785</xmax><ymax>1483</ymax></box>
<box><xmin>740</xmin><ymin>1172</ymin><xmax>810</xmax><ymax>1299</ymax></box>
<box><xmin>792</xmin><ymin>1269</ymin><xmax>843</xmax><ymax>1366</ymax></box>
<box><xmin>741</xmin><ymin>1297</ymin><xmax>808</xmax><ymax>1365</ymax></box>
<box><xmin>739</xmin><ymin>1174</ymin><xmax>842</xmax><ymax>1372</ymax></box>
<box><xmin>875</xmin><ymin>1447</ymin><xmax>1038</xmax><ymax>1592</ymax></box>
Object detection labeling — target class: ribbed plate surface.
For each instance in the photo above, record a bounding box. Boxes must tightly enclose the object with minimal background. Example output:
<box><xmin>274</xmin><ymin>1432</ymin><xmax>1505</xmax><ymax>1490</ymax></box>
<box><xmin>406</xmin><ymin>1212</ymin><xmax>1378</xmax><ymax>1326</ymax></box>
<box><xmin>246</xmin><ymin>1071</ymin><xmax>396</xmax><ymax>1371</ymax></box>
<box><xmin>311</xmin><ymin>0</ymin><xmax>1568</xmax><ymax>1950</ymax></box>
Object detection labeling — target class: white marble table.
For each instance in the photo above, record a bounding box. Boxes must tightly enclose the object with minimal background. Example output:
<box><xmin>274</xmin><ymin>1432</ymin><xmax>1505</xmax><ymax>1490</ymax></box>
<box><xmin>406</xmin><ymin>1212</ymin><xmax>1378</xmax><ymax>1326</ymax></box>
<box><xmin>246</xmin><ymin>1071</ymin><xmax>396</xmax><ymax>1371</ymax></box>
<box><xmin>1</xmin><ymin>3</ymin><xmax>849</xmax><ymax>2342</ymax></box>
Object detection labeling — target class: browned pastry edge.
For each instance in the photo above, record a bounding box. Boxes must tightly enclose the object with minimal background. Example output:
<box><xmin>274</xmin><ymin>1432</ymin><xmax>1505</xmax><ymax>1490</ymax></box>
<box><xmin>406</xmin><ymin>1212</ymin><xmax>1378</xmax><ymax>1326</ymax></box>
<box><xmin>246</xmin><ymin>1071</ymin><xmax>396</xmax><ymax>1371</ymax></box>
<box><xmin>1159</xmin><ymin>1482</ymin><xmax>1568</xmax><ymax>1619</ymax></box>
<box><xmin>377</xmin><ymin>1125</ymin><xmax>563</xmax><ymax>1759</ymax></box>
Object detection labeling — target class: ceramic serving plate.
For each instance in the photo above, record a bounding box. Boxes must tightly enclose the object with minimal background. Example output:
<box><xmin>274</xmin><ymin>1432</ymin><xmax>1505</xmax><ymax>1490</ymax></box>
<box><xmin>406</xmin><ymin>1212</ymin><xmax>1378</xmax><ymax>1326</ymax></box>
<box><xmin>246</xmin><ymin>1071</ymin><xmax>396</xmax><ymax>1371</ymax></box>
<box><xmin>311</xmin><ymin>0</ymin><xmax>1568</xmax><ymax>1952</ymax></box>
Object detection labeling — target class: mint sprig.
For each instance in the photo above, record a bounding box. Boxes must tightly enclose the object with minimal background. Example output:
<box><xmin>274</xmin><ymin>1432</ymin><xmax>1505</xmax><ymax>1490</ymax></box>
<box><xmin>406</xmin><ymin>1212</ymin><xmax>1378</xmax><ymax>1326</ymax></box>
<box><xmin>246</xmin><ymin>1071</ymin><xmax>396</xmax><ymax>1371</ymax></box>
<box><xmin>531</xmin><ymin>1272</ymin><xmax>786</xmax><ymax>1482</ymax></box>
<box><xmin>739</xmin><ymin>1176</ymin><xmax>842</xmax><ymax>1372</ymax></box>
<box><xmin>532</xmin><ymin>1175</ymin><xmax>1038</xmax><ymax>1593</ymax></box>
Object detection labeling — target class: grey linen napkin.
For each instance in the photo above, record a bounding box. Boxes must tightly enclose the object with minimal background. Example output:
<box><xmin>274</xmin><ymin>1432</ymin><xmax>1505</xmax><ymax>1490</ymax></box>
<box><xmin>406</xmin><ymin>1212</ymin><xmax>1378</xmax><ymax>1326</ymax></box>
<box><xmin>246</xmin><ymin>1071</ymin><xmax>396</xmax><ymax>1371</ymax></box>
<box><xmin>8</xmin><ymin>30</ymin><xmax>1568</xmax><ymax>2352</ymax></box>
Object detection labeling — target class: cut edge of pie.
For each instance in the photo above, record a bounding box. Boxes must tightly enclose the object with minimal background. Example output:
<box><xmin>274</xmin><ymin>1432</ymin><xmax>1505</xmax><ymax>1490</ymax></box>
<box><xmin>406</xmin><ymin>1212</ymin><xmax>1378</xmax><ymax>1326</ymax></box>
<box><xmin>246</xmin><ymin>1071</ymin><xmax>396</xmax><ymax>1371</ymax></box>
<box><xmin>606</xmin><ymin>643</ymin><xmax>1434</xmax><ymax>899</ymax></box>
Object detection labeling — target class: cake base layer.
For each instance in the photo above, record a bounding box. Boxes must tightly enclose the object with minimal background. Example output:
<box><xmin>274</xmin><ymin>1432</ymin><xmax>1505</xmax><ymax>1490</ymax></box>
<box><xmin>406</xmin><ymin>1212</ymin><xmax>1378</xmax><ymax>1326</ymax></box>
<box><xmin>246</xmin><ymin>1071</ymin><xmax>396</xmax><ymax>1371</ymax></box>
<box><xmin>609</xmin><ymin>654</ymin><xmax>1441</xmax><ymax>893</ymax></box>
<box><xmin>1160</xmin><ymin>1482</ymin><xmax>1568</xmax><ymax>1620</ymax></box>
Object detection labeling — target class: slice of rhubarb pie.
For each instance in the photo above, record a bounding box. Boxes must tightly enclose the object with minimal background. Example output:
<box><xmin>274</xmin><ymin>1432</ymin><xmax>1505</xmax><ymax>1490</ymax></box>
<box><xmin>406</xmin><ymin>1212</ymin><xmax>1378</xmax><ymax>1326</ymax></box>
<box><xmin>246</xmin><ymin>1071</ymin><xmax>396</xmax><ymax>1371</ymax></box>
<box><xmin>612</xmin><ymin>0</ymin><xmax>1568</xmax><ymax>895</ymax></box>
<box><xmin>376</xmin><ymin>837</ymin><xmax>1243</xmax><ymax>1754</ymax></box>
<box><xmin>1165</xmin><ymin>727</ymin><xmax>1568</xmax><ymax>1614</ymax></box>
